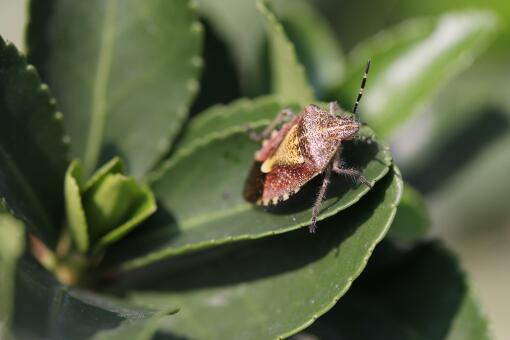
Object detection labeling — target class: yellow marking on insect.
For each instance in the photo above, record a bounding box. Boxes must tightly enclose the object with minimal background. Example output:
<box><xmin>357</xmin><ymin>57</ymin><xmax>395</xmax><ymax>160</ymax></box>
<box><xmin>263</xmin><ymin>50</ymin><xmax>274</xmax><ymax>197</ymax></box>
<box><xmin>261</xmin><ymin>124</ymin><xmax>304</xmax><ymax>173</ymax></box>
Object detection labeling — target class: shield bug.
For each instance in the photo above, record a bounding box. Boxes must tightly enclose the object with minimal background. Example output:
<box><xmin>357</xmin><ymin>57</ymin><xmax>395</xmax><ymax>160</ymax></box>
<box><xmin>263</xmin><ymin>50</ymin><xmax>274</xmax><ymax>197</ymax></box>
<box><xmin>244</xmin><ymin>60</ymin><xmax>372</xmax><ymax>233</ymax></box>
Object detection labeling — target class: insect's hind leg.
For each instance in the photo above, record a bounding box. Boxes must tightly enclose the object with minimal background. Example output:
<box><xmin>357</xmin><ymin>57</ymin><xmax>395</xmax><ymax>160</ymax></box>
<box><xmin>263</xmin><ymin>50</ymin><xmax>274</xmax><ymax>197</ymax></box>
<box><xmin>246</xmin><ymin>108</ymin><xmax>295</xmax><ymax>142</ymax></box>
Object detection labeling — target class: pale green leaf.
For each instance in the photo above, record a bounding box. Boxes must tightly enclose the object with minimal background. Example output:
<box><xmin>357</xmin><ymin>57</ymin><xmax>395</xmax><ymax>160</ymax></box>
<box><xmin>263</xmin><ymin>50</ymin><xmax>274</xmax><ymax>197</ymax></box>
<box><xmin>84</xmin><ymin>175</ymin><xmax>145</xmax><ymax>241</ymax></box>
<box><xmin>64</xmin><ymin>160</ymin><xmax>89</xmax><ymax>252</ymax></box>
<box><xmin>84</xmin><ymin>157</ymin><xmax>124</xmax><ymax>192</ymax></box>
<box><xmin>257</xmin><ymin>1</ymin><xmax>315</xmax><ymax>105</ymax></box>
<box><xmin>93</xmin><ymin>184</ymin><xmax>156</xmax><ymax>252</ymax></box>
<box><xmin>0</xmin><ymin>210</ymin><xmax>25</xmax><ymax>339</ymax></box>
<box><xmin>272</xmin><ymin>0</ymin><xmax>346</xmax><ymax>97</ymax></box>
<box><xmin>342</xmin><ymin>10</ymin><xmax>499</xmax><ymax>138</ymax></box>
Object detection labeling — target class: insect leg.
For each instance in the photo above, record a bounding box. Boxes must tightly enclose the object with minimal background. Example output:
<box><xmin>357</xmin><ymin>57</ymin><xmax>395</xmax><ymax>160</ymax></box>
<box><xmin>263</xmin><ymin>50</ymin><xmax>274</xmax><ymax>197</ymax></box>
<box><xmin>246</xmin><ymin>108</ymin><xmax>295</xmax><ymax>142</ymax></box>
<box><xmin>310</xmin><ymin>163</ymin><xmax>332</xmax><ymax>233</ymax></box>
<box><xmin>332</xmin><ymin>148</ymin><xmax>372</xmax><ymax>188</ymax></box>
<box><xmin>332</xmin><ymin>166</ymin><xmax>372</xmax><ymax>188</ymax></box>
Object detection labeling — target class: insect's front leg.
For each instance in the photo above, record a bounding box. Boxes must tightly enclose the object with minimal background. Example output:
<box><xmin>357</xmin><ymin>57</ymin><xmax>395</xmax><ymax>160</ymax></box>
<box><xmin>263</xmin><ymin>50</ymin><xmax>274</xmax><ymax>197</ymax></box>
<box><xmin>332</xmin><ymin>147</ymin><xmax>372</xmax><ymax>188</ymax></box>
<box><xmin>246</xmin><ymin>108</ymin><xmax>295</xmax><ymax>143</ymax></box>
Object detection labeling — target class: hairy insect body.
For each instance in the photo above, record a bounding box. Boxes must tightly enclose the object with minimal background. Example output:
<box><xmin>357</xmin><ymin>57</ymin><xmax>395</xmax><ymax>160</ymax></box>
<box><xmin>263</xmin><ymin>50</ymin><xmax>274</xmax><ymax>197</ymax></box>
<box><xmin>246</xmin><ymin>104</ymin><xmax>359</xmax><ymax>206</ymax></box>
<box><xmin>244</xmin><ymin>60</ymin><xmax>371</xmax><ymax>233</ymax></box>
<box><xmin>300</xmin><ymin>105</ymin><xmax>359</xmax><ymax>170</ymax></box>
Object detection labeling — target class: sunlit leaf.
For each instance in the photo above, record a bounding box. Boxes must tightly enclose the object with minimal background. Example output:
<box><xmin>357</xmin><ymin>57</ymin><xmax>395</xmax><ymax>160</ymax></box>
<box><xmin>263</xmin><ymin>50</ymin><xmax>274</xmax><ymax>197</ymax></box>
<box><xmin>341</xmin><ymin>10</ymin><xmax>499</xmax><ymax>138</ymax></box>
<box><xmin>258</xmin><ymin>1</ymin><xmax>315</xmax><ymax>105</ymax></box>
<box><xmin>104</xmin><ymin>103</ymin><xmax>392</xmax><ymax>270</ymax></box>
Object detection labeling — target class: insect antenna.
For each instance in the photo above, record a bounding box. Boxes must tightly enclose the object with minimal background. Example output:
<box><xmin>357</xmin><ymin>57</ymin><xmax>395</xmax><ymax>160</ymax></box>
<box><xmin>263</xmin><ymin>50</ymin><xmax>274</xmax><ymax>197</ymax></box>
<box><xmin>352</xmin><ymin>59</ymin><xmax>371</xmax><ymax>115</ymax></box>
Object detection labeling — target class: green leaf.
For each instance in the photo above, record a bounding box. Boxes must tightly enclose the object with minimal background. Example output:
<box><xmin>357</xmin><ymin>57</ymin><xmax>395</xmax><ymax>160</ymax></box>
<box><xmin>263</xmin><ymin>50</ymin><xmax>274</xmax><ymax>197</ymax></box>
<box><xmin>0</xmin><ymin>210</ymin><xmax>25</xmax><ymax>338</ymax></box>
<box><xmin>341</xmin><ymin>10</ymin><xmax>499</xmax><ymax>138</ymax></box>
<box><xmin>272</xmin><ymin>0</ymin><xmax>346</xmax><ymax>97</ymax></box>
<box><xmin>303</xmin><ymin>241</ymin><xmax>490</xmax><ymax>340</ymax></box>
<box><xmin>257</xmin><ymin>1</ymin><xmax>315</xmax><ymax>105</ymax></box>
<box><xmin>125</xmin><ymin>167</ymin><xmax>402</xmax><ymax>339</ymax></box>
<box><xmin>85</xmin><ymin>175</ymin><xmax>146</xmax><ymax>241</ymax></box>
<box><xmin>175</xmin><ymin>96</ymin><xmax>300</xmax><ymax>157</ymax></box>
<box><xmin>64</xmin><ymin>158</ymin><xmax>156</xmax><ymax>253</ymax></box>
<box><xmin>387</xmin><ymin>183</ymin><xmax>430</xmax><ymax>242</ymax></box>
<box><xmin>0</xmin><ymin>35</ymin><xmax>69</xmax><ymax>247</ymax></box>
<box><xmin>65</xmin><ymin>160</ymin><xmax>89</xmax><ymax>252</ymax></box>
<box><xmin>84</xmin><ymin>157</ymin><xmax>124</xmax><ymax>192</ymax></box>
<box><xmin>11</xmin><ymin>255</ymin><xmax>164</xmax><ymax>339</ymax></box>
<box><xmin>27</xmin><ymin>0</ymin><xmax>203</xmax><ymax>177</ymax></box>
<box><xmin>104</xmin><ymin>119</ymin><xmax>392</xmax><ymax>270</ymax></box>
<box><xmin>91</xmin><ymin>312</ymin><xmax>171</xmax><ymax>340</ymax></box>
<box><xmin>91</xmin><ymin>180</ymin><xmax>156</xmax><ymax>252</ymax></box>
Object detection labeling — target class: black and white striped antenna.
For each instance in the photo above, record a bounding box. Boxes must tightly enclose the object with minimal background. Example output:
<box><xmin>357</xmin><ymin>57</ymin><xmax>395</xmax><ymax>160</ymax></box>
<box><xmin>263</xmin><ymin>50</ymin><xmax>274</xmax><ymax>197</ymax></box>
<box><xmin>352</xmin><ymin>59</ymin><xmax>371</xmax><ymax>115</ymax></box>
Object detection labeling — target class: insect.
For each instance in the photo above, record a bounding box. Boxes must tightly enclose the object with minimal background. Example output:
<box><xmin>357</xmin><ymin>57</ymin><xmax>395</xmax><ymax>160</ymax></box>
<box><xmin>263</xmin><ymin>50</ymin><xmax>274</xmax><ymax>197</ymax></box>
<box><xmin>244</xmin><ymin>60</ymin><xmax>372</xmax><ymax>233</ymax></box>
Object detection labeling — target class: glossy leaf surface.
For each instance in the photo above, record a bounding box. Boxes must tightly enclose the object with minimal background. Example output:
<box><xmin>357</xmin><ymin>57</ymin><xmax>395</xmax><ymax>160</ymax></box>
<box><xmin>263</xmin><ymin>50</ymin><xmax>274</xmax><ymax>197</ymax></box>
<box><xmin>126</xmin><ymin>169</ymin><xmax>402</xmax><ymax>339</ymax></box>
<box><xmin>106</xmin><ymin>104</ymin><xmax>392</xmax><ymax>270</ymax></box>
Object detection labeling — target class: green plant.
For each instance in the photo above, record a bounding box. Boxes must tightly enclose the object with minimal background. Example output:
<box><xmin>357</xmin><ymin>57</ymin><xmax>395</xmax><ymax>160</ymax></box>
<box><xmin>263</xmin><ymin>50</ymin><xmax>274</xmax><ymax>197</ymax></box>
<box><xmin>0</xmin><ymin>0</ymin><xmax>499</xmax><ymax>339</ymax></box>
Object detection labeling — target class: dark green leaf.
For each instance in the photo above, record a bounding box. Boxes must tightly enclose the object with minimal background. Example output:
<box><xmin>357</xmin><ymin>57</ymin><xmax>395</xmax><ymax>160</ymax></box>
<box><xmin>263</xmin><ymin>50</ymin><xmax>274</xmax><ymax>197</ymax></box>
<box><xmin>124</xmin><ymin>167</ymin><xmax>402</xmax><ymax>339</ymax></box>
<box><xmin>387</xmin><ymin>183</ymin><xmax>430</xmax><ymax>242</ymax></box>
<box><xmin>11</xmin><ymin>255</ymin><xmax>163</xmax><ymax>340</ymax></box>
<box><xmin>0</xmin><ymin>35</ymin><xmax>69</xmax><ymax>247</ymax></box>
<box><xmin>303</xmin><ymin>241</ymin><xmax>490</xmax><ymax>340</ymax></box>
<box><xmin>27</xmin><ymin>0</ymin><xmax>203</xmax><ymax>177</ymax></box>
<box><xmin>105</xmin><ymin>115</ymin><xmax>392</xmax><ymax>270</ymax></box>
<box><xmin>0</xmin><ymin>210</ymin><xmax>25</xmax><ymax>338</ymax></box>
<box><xmin>258</xmin><ymin>1</ymin><xmax>315</xmax><ymax>105</ymax></box>
<box><xmin>341</xmin><ymin>11</ymin><xmax>499</xmax><ymax>138</ymax></box>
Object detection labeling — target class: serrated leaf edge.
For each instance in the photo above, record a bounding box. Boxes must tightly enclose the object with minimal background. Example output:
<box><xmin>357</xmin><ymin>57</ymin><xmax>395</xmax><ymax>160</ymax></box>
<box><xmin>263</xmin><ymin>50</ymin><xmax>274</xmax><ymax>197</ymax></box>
<box><xmin>278</xmin><ymin>166</ymin><xmax>403</xmax><ymax>339</ymax></box>
<box><xmin>0</xmin><ymin>36</ymin><xmax>70</xmax><ymax>245</ymax></box>
<box><xmin>121</xmin><ymin>133</ymin><xmax>393</xmax><ymax>271</ymax></box>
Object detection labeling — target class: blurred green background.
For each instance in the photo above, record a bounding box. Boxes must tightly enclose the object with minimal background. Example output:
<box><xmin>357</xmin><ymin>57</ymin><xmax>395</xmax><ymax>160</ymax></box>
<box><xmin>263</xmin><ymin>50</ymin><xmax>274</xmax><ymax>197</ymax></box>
<box><xmin>1</xmin><ymin>0</ymin><xmax>509</xmax><ymax>338</ymax></box>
